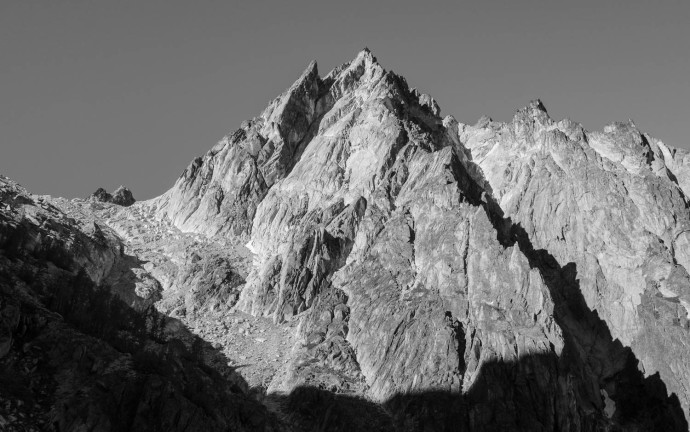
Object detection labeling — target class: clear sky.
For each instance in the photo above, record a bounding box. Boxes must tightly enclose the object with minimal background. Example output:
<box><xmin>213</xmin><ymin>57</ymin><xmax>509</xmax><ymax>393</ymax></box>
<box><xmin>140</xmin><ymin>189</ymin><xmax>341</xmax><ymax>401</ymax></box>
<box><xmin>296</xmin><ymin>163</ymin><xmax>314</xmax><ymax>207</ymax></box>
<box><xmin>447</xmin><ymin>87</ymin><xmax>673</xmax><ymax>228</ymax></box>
<box><xmin>1</xmin><ymin>0</ymin><xmax>688</xmax><ymax>199</ymax></box>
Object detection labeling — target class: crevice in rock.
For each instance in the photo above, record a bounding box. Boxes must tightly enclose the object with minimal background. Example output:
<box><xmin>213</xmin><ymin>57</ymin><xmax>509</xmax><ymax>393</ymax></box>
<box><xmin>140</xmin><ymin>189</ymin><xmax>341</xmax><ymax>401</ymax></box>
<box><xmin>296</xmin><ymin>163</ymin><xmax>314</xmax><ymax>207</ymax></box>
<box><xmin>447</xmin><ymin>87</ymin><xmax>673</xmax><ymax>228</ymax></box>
<box><xmin>446</xmin><ymin>311</ymin><xmax>466</xmax><ymax>376</ymax></box>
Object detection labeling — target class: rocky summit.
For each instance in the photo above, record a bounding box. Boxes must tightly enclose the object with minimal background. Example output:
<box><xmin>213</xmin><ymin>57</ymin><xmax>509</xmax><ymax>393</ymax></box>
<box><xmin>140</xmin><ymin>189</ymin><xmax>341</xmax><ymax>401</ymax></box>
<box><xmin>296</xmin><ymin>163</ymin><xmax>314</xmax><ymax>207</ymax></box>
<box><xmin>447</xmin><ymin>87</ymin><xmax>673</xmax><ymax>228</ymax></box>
<box><xmin>89</xmin><ymin>186</ymin><xmax>136</xmax><ymax>207</ymax></box>
<box><xmin>1</xmin><ymin>49</ymin><xmax>690</xmax><ymax>431</ymax></box>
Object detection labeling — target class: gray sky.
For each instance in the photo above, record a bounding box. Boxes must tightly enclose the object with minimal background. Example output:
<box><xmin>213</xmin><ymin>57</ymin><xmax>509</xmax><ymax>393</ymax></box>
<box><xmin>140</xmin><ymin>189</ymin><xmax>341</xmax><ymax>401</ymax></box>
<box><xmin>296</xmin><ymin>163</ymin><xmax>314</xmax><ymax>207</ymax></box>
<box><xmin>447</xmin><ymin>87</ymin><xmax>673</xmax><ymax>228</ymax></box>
<box><xmin>1</xmin><ymin>0</ymin><xmax>688</xmax><ymax>200</ymax></box>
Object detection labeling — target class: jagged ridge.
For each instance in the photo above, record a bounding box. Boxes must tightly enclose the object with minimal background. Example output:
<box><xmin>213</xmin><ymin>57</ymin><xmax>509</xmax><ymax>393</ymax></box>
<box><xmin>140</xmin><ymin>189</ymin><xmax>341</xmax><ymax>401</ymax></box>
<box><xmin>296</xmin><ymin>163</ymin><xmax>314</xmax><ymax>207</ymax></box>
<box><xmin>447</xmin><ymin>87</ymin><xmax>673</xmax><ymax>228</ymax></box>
<box><xmin>2</xmin><ymin>49</ymin><xmax>690</xmax><ymax>431</ymax></box>
<box><xmin>153</xmin><ymin>50</ymin><xmax>690</xmax><ymax>429</ymax></box>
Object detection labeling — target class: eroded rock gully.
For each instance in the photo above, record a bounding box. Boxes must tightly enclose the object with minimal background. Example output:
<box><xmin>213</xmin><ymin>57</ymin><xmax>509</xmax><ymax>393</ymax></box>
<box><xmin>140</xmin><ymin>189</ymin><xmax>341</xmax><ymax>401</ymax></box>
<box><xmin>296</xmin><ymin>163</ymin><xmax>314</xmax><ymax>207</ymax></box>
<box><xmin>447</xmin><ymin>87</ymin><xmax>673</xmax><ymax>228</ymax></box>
<box><xmin>2</xmin><ymin>49</ymin><xmax>690</xmax><ymax>431</ymax></box>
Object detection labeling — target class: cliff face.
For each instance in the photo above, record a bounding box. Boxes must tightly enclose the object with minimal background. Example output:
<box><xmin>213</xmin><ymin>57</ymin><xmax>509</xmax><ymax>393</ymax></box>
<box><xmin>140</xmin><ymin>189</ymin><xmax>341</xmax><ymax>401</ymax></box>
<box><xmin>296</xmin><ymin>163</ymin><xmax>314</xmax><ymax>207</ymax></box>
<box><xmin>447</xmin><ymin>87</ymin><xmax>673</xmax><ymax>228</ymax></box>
<box><xmin>2</xmin><ymin>50</ymin><xmax>690</xmax><ymax>431</ymax></box>
<box><xmin>459</xmin><ymin>104</ymin><xmax>690</xmax><ymax>416</ymax></box>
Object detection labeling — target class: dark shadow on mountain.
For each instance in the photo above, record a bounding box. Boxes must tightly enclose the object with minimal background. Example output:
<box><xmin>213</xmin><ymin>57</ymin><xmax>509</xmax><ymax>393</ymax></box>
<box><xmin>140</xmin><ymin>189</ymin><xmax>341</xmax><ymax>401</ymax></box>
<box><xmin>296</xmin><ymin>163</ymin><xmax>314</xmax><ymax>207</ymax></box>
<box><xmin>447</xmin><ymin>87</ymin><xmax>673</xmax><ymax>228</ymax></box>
<box><xmin>0</xmin><ymin>214</ymin><xmax>272</xmax><ymax>431</ymax></box>
<box><xmin>256</xmin><ymin>152</ymin><xmax>688</xmax><ymax>431</ymax></box>
<box><xmin>497</xmin><ymin>220</ymin><xmax>687</xmax><ymax>430</ymax></box>
<box><xmin>267</xmin><ymin>352</ymin><xmax>586</xmax><ymax>432</ymax></box>
<box><xmin>2</xmin><ymin>168</ymin><xmax>687</xmax><ymax>431</ymax></box>
<box><xmin>262</xmin><ymin>348</ymin><xmax>683</xmax><ymax>431</ymax></box>
<box><xmin>448</xmin><ymin>150</ymin><xmax>689</xmax><ymax>430</ymax></box>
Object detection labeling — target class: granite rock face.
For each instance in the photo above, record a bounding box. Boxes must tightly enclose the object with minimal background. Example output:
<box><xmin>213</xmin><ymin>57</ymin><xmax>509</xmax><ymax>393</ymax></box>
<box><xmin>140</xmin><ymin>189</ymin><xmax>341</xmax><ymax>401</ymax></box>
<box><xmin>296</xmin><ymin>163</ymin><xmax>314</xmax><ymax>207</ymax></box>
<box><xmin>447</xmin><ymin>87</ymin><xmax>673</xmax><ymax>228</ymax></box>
<box><xmin>154</xmin><ymin>50</ymin><xmax>689</xmax><ymax>429</ymax></box>
<box><xmin>153</xmin><ymin>59</ymin><xmax>327</xmax><ymax>240</ymax></box>
<box><xmin>458</xmin><ymin>101</ymin><xmax>690</xmax><ymax>419</ymax></box>
<box><xmin>2</xmin><ymin>50</ymin><xmax>690</xmax><ymax>431</ymax></box>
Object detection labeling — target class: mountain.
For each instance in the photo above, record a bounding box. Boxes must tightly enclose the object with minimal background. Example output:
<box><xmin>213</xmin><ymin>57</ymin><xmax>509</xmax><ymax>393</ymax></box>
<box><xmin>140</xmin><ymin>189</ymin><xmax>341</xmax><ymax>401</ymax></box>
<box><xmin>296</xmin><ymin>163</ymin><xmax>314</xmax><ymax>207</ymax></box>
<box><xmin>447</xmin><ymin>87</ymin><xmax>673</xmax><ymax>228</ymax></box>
<box><xmin>1</xmin><ymin>49</ymin><xmax>689</xmax><ymax>431</ymax></box>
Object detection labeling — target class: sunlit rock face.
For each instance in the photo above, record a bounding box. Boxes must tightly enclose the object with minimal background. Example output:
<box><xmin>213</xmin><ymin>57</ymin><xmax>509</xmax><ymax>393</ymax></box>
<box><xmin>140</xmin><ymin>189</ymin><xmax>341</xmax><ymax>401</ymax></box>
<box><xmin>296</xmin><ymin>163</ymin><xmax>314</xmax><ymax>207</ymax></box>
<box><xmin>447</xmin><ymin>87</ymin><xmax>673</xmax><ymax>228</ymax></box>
<box><xmin>150</xmin><ymin>50</ymin><xmax>690</xmax><ymax>429</ymax></box>
<box><xmin>154</xmin><ymin>59</ymin><xmax>326</xmax><ymax>240</ymax></box>
<box><xmin>459</xmin><ymin>101</ymin><xmax>690</xmax><ymax>418</ymax></box>
<box><xmin>3</xmin><ymin>50</ymin><xmax>690</xmax><ymax>431</ymax></box>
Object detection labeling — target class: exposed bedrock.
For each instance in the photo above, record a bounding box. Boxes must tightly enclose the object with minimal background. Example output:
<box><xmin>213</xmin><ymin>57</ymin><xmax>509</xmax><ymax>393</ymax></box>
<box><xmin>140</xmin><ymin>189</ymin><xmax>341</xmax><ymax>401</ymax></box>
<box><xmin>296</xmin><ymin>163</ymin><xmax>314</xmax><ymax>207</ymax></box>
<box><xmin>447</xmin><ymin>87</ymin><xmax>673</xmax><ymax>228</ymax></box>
<box><xmin>4</xmin><ymin>48</ymin><xmax>690</xmax><ymax>431</ymax></box>
<box><xmin>156</xmin><ymin>50</ymin><xmax>689</xmax><ymax>429</ymax></box>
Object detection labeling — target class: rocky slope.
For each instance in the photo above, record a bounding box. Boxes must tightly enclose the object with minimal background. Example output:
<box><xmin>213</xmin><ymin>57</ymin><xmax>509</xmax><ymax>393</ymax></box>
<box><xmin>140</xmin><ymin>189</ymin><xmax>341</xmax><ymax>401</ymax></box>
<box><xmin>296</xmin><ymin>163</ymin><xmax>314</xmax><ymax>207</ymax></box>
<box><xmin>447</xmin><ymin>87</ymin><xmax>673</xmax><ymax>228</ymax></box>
<box><xmin>0</xmin><ymin>176</ymin><xmax>275</xmax><ymax>431</ymax></box>
<box><xmin>2</xmin><ymin>49</ymin><xmax>690</xmax><ymax>431</ymax></box>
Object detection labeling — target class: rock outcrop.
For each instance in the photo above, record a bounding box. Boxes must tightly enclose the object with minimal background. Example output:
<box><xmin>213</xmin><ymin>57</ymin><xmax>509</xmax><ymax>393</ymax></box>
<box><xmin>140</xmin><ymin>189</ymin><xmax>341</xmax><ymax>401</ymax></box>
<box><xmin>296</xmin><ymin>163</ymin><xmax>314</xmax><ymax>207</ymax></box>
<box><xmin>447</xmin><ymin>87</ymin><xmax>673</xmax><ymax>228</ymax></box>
<box><xmin>89</xmin><ymin>185</ymin><xmax>136</xmax><ymax>206</ymax></box>
<box><xmin>2</xmin><ymin>50</ymin><xmax>690</xmax><ymax>431</ymax></box>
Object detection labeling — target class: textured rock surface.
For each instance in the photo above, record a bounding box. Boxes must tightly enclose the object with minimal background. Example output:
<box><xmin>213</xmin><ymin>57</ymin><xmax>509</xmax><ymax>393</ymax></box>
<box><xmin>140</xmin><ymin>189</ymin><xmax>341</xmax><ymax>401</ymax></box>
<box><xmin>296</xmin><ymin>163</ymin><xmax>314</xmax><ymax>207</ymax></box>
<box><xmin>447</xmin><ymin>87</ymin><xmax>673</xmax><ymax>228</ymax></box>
<box><xmin>89</xmin><ymin>185</ymin><xmax>136</xmax><ymax>206</ymax></box>
<box><xmin>0</xmin><ymin>176</ymin><xmax>274</xmax><ymax>431</ymax></box>
<box><xmin>156</xmin><ymin>50</ymin><xmax>689</xmax><ymax>429</ymax></box>
<box><xmin>458</xmin><ymin>101</ymin><xmax>690</xmax><ymax>419</ymax></box>
<box><xmin>2</xmin><ymin>50</ymin><xmax>690</xmax><ymax>431</ymax></box>
<box><xmin>111</xmin><ymin>185</ymin><xmax>136</xmax><ymax>206</ymax></box>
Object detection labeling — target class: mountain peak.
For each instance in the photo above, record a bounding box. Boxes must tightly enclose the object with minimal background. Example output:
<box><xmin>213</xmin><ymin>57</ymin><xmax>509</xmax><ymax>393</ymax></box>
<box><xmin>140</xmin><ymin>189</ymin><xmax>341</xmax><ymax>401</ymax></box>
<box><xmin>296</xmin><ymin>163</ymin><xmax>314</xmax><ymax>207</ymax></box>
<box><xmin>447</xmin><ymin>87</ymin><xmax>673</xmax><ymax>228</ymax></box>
<box><xmin>358</xmin><ymin>46</ymin><xmax>375</xmax><ymax>60</ymax></box>
<box><xmin>529</xmin><ymin>98</ymin><xmax>548</xmax><ymax>113</ymax></box>
<box><xmin>514</xmin><ymin>98</ymin><xmax>549</xmax><ymax>116</ymax></box>
<box><xmin>511</xmin><ymin>98</ymin><xmax>553</xmax><ymax>135</ymax></box>
<box><xmin>350</xmin><ymin>47</ymin><xmax>381</xmax><ymax>72</ymax></box>
<box><xmin>291</xmin><ymin>59</ymin><xmax>320</xmax><ymax>90</ymax></box>
<box><xmin>516</xmin><ymin>98</ymin><xmax>550</xmax><ymax>119</ymax></box>
<box><xmin>4</xmin><ymin>48</ymin><xmax>690</xmax><ymax>431</ymax></box>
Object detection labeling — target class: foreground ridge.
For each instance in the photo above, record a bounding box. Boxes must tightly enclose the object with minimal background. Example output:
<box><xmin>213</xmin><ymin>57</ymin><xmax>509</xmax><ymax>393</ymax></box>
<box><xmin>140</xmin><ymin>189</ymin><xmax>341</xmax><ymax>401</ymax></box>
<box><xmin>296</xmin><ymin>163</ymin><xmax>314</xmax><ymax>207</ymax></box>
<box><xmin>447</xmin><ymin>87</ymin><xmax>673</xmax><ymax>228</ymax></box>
<box><xmin>1</xmin><ymin>49</ymin><xmax>689</xmax><ymax>431</ymax></box>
